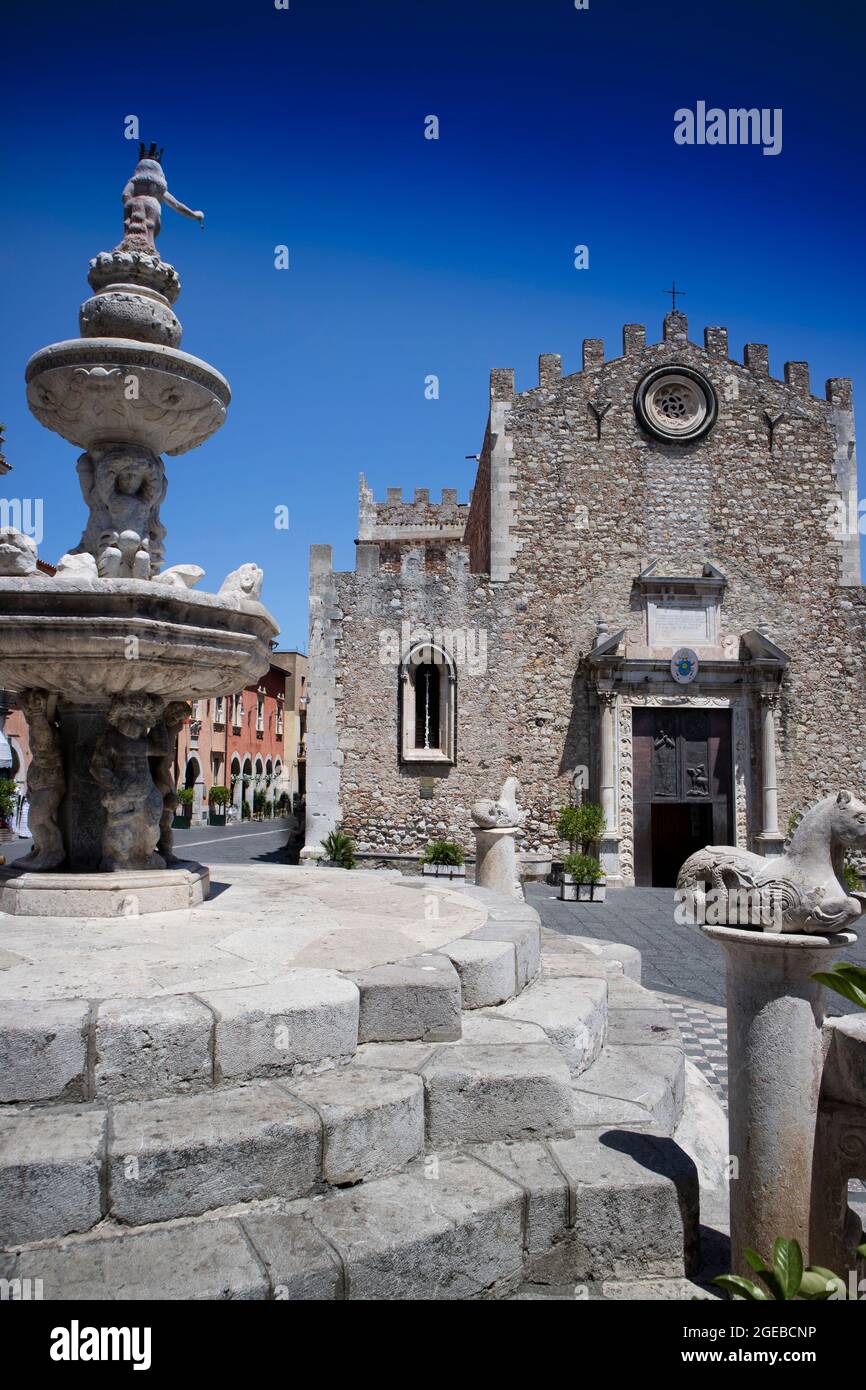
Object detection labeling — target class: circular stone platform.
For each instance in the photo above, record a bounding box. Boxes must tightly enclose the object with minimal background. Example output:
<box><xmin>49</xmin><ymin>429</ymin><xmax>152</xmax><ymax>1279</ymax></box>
<box><xmin>0</xmin><ymin>863</ymin><xmax>514</xmax><ymax>1105</ymax></box>
<box><xmin>0</xmin><ymin>860</ymin><xmax>209</xmax><ymax>918</ymax></box>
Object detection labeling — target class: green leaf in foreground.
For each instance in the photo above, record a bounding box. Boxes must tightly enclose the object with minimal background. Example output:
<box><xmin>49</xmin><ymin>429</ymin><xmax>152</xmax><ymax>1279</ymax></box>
<box><xmin>712</xmin><ymin>1274</ymin><xmax>769</xmax><ymax>1300</ymax></box>
<box><xmin>810</xmin><ymin>963</ymin><xmax>866</xmax><ymax>1011</ymax></box>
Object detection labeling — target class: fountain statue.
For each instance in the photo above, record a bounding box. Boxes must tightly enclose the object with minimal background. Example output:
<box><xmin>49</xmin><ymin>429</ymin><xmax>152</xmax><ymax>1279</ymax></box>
<box><xmin>0</xmin><ymin>146</ymin><xmax>278</xmax><ymax>915</ymax></box>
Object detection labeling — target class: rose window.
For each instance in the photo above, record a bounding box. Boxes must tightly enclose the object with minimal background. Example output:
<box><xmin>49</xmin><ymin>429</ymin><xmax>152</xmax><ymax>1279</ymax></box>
<box><xmin>634</xmin><ymin>366</ymin><xmax>718</xmax><ymax>443</ymax></box>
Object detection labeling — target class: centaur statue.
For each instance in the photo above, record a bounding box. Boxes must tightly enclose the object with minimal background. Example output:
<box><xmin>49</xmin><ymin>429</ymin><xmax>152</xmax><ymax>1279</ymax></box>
<box><xmin>676</xmin><ymin>790</ymin><xmax>866</xmax><ymax>934</ymax></box>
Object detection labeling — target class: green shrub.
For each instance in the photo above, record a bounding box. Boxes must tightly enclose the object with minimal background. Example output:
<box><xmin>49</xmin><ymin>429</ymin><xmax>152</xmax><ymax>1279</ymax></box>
<box><xmin>714</xmin><ymin>1236</ymin><xmax>866</xmax><ymax>1301</ymax></box>
<box><xmin>323</xmin><ymin>829</ymin><xmax>356</xmax><ymax>869</ymax></box>
<box><xmin>563</xmin><ymin>852</ymin><xmax>605</xmax><ymax>883</ymax></box>
<box><xmin>264</xmin><ymin>801</ymin><xmax>273</xmax><ymax>818</ymax></box>
<box><xmin>253</xmin><ymin>790</ymin><xmax>265</xmax><ymax>816</ymax></box>
<box><xmin>557</xmin><ymin>802</ymin><xmax>605</xmax><ymax>853</ymax></box>
<box><xmin>241</xmin><ymin>801</ymin><xmax>251</xmax><ymax>820</ymax></box>
<box><xmin>208</xmin><ymin>785</ymin><xmax>230</xmax><ymax>806</ymax></box>
<box><xmin>843</xmin><ymin>860</ymin><xmax>862</xmax><ymax>893</ymax></box>
<box><xmin>811</xmin><ymin>961</ymin><xmax>866</xmax><ymax>1011</ymax></box>
<box><xmin>0</xmin><ymin>778</ymin><xmax>16</xmax><ymax>822</ymax></box>
<box><xmin>176</xmin><ymin>787</ymin><xmax>195</xmax><ymax>808</ymax></box>
<box><xmin>421</xmin><ymin>840</ymin><xmax>465</xmax><ymax>866</ymax></box>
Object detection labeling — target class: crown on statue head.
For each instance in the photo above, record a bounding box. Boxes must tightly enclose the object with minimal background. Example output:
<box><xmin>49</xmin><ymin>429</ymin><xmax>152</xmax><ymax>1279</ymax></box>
<box><xmin>138</xmin><ymin>142</ymin><xmax>165</xmax><ymax>163</ymax></box>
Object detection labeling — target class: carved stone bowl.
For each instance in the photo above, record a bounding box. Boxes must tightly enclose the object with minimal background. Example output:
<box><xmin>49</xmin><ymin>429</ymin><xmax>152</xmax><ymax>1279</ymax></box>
<box><xmin>25</xmin><ymin>338</ymin><xmax>230</xmax><ymax>456</ymax></box>
<box><xmin>0</xmin><ymin>576</ymin><xmax>278</xmax><ymax>702</ymax></box>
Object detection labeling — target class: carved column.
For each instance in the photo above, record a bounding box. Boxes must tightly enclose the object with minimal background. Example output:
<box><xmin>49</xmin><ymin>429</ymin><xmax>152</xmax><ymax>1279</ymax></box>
<box><xmin>472</xmin><ymin>825</ymin><xmax>520</xmax><ymax>898</ymax></box>
<box><xmin>756</xmin><ymin>687</ymin><xmax>785</xmax><ymax>857</ymax></box>
<box><xmin>597</xmin><ymin>687</ymin><xmax>622</xmax><ymax>885</ymax></box>
<box><xmin>702</xmin><ymin>924</ymin><xmax>857</xmax><ymax>1275</ymax></box>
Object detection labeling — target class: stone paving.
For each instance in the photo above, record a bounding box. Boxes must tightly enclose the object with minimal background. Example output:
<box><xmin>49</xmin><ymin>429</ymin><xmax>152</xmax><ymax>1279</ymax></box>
<box><xmin>526</xmin><ymin>884</ymin><xmax>866</xmax><ymax>1018</ymax></box>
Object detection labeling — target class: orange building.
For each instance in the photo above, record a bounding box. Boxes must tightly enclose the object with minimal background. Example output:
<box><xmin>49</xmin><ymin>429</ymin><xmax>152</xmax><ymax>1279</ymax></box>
<box><xmin>175</xmin><ymin>651</ymin><xmax>306</xmax><ymax>823</ymax></box>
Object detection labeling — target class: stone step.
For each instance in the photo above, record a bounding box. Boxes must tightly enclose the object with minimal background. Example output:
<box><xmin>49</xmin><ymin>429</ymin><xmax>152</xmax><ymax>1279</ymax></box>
<box><xmin>486</xmin><ymin>975</ymin><xmax>608</xmax><ymax>1075</ymax></box>
<box><xmin>348</xmin><ymin>953</ymin><xmax>461</xmax><ymax>1043</ymax></box>
<box><xmin>571</xmin><ymin>1039</ymin><xmax>686</xmax><ymax>1135</ymax></box>
<box><xmin>0</xmin><ymin>1128</ymin><xmax>700</xmax><ymax>1298</ymax></box>
<box><xmin>0</xmin><ymin>971</ymin><xmax>362</xmax><ymax>1107</ymax></box>
<box><xmin>0</xmin><ymin>1067</ymin><xmax>425</xmax><ymax>1246</ymax></box>
<box><xmin>421</xmin><ymin>1042</ymin><xmax>574</xmax><ymax>1145</ymax></box>
<box><xmin>0</xmin><ymin>919</ymin><xmax>543</xmax><ymax>1108</ymax></box>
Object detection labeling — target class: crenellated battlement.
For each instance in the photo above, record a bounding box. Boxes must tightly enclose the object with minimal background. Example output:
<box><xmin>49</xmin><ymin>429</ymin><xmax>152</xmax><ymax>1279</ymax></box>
<box><xmin>490</xmin><ymin>313</ymin><xmax>851</xmax><ymax>407</ymax></box>
<box><xmin>358</xmin><ymin>472</ymin><xmax>470</xmax><ymax>543</ymax></box>
<box><xmin>353</xmin><ymin>538</ymin><xmax>472</xmax><ymax>580</ymax></box>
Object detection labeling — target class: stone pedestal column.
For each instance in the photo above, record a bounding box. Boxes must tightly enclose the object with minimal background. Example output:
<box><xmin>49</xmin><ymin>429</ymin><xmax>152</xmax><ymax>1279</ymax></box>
<box><xmin>756</xmin><ymin>690</ymin><xmax>785</xmax><ymax>857</ymax></box>
<box><xmin>701</xmin><ymin>923</ymin><xmax>857</xmax><ymax>1274</ymax></box>
<box><xmin>473</xmin><ymin>826</ymin><xmax>520</xmax><ymax>898</ymax></box>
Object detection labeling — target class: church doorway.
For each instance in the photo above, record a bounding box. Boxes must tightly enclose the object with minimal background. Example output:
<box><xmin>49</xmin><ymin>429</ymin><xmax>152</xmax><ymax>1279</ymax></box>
<box><xmin>632</xmin><ymin>707</ymin><xmax>733</xmax><ymax>887</ymax></box>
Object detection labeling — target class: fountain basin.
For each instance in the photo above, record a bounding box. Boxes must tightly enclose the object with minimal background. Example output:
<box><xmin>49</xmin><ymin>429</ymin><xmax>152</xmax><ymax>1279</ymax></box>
<box><xmin>0</xmin><ymin>576</ymin><xmax>278</xmax><ymax>700</ymax></box>
<box><xmin>26</xmin><ymin>338</ymin><xmax>230</xmax><ymax>456</ymax></box>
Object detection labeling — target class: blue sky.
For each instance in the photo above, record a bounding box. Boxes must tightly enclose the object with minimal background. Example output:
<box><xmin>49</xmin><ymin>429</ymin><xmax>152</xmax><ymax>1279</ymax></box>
<box><xmin>2</xmin><ymin>0</ymin><xmax>864</xmax><ymax>649</ymax></box>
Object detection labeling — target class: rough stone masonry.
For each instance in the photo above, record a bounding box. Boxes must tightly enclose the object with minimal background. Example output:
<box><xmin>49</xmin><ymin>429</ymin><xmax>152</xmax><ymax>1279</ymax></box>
<box><xmin>305</xmin><ymin>310</ymin><xmax>866</xmax><ymax>885</ymax></box>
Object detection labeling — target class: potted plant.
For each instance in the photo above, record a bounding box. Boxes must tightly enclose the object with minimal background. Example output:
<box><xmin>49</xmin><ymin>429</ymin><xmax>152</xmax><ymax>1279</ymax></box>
<box><xmin>208</xmin><ymin>785</ymin><xmax>230</xmax><ymax>826</ymax></box>
<box><xmin>421</xmin><ymin>840</ymin><xmax>466</xmax><ymax>881</ymax></box>
<box><xmin>321</xmin><ymin>828</ymin><xmax>356</xmax><ymax>869</ymax></box>
<box><xmin>173</xmin><ymin>786</ymin><xmax>195</xmax><ymax>829</ymax></box>
<box><xmin>241</xmin><ymin>800</ymin><xmax>251</xmax><ymax>820</ymax></box>
<box><xmin>252</xmin><ymin>790</ymin><xmax>265</xmax><ymax>821</ymax></box>
<box><xmin>560</xmin><ymin>852</ymin><xmax>606</xmax><ymax>903</ymax></box>
<box><xmin>0</xmin><ymin>778</ymin><xmax>16</xmax><ymax>844</ymax></box>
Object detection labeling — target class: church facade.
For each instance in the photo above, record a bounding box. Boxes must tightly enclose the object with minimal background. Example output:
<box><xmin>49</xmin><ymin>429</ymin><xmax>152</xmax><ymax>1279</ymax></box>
<box><xmin>304</xmin><ymin>310</ymin><xmax>866</xmax><ymax>886</ymax></box>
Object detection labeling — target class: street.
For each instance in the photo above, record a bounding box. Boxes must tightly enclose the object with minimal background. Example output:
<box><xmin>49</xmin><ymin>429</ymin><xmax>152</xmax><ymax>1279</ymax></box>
<box><xmin>0</xmin><ymin>817</ymin><xmax>296</xmax><ymax>870</ymax></box>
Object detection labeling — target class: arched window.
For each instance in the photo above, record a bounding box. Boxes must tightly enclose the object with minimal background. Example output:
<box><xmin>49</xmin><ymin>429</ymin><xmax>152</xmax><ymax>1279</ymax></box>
<box><xmin>399</xmin><ymin>642</ymin><xmax>456</xmax><ymax>765</ymax></box>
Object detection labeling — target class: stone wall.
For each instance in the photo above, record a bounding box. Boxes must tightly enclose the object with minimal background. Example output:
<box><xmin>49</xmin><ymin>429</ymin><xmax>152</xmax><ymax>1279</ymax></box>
<box><xmin>307</xmin><ymin>313</ymin><xmax>866</xmax><ymax>866</ymax></box>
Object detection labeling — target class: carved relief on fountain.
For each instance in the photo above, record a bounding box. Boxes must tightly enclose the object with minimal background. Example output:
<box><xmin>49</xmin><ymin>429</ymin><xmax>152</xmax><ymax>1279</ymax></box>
<box><xmin>90</xmin><ymin>695</ymin><xmax>166</xmax><ymax>872</ymax></box>
<box><xmin>73</xmin><ymin>444</ymin><xmax>167</xmax><ymax>578</ymax></box>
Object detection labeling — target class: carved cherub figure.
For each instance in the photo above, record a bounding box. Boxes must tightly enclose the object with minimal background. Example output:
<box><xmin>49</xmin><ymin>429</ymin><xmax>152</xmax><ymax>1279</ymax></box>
<box><xmin>74</xmin><ymin>445</ymin><xmax>166</xmax><ymax>578</ymax></box>
<box><xmin>120</xmin><ymin>145</ymin><xmax>204</xmax><ymax>251</ymax></box>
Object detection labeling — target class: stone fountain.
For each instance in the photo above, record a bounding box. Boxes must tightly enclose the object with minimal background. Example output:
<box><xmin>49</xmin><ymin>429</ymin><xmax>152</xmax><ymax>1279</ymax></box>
<box><xmin>0</xmin><ymin>145</ymin><xmax>278</xmax><ymax>915</ymax></box>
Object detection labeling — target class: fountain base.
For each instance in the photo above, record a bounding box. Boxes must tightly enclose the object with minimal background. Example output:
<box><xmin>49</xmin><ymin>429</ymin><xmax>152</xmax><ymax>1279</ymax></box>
<box><xmin>0</xmin><ymin>860</ymin><xmax>209</xmax><ymax>917</ymax></box>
